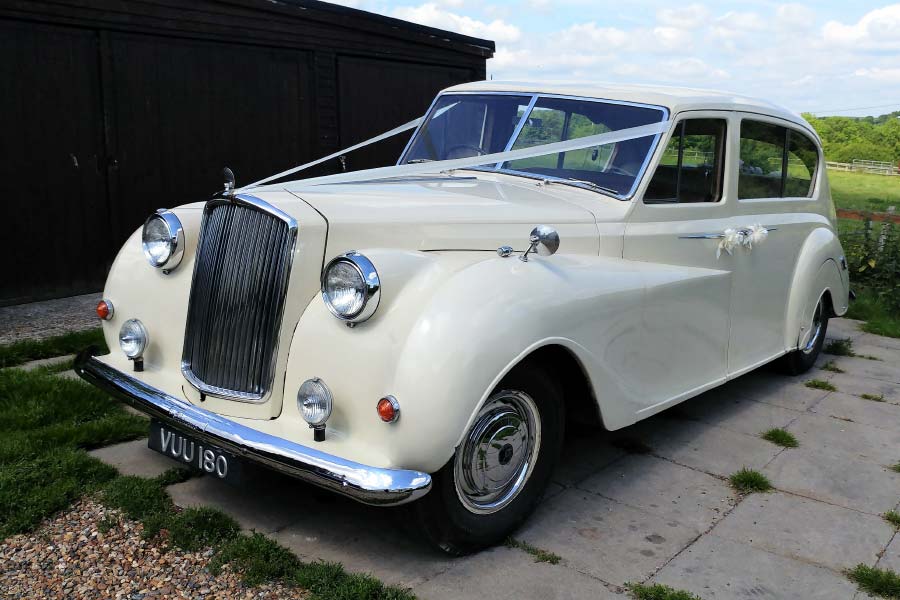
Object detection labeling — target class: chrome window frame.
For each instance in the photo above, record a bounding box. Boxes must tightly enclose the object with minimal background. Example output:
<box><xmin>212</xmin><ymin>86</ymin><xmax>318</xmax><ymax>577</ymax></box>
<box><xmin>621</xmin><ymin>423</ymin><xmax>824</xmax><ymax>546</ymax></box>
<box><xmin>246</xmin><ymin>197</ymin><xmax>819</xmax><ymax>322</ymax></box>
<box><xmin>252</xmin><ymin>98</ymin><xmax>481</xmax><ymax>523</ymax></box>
<box><xmin>398</xmin><ymin>91</ymin><xmax>670</xmax><ymax>201</ymax></box>
<box><xmin>181</xmin><ymin>193</ymin><xmax>299</xmax><ymax>404</ymax></box>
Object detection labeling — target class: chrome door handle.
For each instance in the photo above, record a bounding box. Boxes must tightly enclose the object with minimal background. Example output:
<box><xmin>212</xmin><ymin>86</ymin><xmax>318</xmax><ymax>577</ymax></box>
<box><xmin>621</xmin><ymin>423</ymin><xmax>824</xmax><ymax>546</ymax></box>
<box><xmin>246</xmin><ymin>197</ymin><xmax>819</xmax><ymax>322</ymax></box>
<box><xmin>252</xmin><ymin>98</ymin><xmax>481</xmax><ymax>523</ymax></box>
<box><xmin>679</xmin><ymin>227</ymin><xmax>776</xmax><ymax>240</ymax></box>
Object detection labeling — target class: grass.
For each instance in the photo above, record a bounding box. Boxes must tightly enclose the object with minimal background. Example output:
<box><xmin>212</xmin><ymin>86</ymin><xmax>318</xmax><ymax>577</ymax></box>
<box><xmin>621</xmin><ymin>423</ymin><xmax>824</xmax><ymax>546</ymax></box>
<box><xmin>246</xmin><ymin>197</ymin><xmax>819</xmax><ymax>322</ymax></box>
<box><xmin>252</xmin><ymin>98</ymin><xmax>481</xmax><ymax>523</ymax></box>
<box><xmin>861</xmin><ymin>393</ymin><xmax>886</xmax><ymax>402</ymax></box>
<box><xmin>824</xmin><ymin>338</ymin><xmax>855</xmax><ymax>356</ymax></box>
<box><xmin>0</xmin><ymin>361</ymin><xmax>413</xmax><ymax>599</ymax></box>
<box><xmin>505</xmin><ymin>537</ymin><xmax>562</xmax><ymax>564</ymax></box>
<box><xmin>0</xmin><ymin>328</ymin><xmax>107</xmax><ymax>368</ymax></box>
<box><xmin>829</xmin><ymin>170</ymin><xmax>900</xmax><ymax>213</ymax></box>
<box><xmin>0</xmin><ymin>367</ymin><xmax>147</xmax><ymax>537</ymax></box>
<box><xmin>729</xmin><ymin>468</ymin><xmax>772</xmax><ymax>494</ymax></box>
<box><xmin>805</xmin><ymin>379</ymin><xmax>837</xmax><ymax>392</ymax></box>
<box><xmin>892</xmin><ymin>463</ymin><xmax>900</xmax><ymax>474</ymax></box>
<box><xmin>822</xmin><ymin>361</ymin><xmax>845</xmax><ymax>373</ymax></box>
<box><xmin>761</xmin><ymin>428</ymin><xmax>799</xmax><ymax>448</ymax></box>
<box><xmin>884</xmin><ymin>511</ymin><xmax>900</xmax><ymax>529</ymax></box>
<box><xmin>848</xmin><ymin>564</ymin><xmax>900</xmax><ymax>598</ymax></box>
<box><xmin>845</xmin><ymin>289</ymin><xmax>900</xmax><ymax>339</ymax></box>
<box><xmin>626</xmin><ymin>583</ymin><xmax>702</xmax><ymax>600</ymax></box>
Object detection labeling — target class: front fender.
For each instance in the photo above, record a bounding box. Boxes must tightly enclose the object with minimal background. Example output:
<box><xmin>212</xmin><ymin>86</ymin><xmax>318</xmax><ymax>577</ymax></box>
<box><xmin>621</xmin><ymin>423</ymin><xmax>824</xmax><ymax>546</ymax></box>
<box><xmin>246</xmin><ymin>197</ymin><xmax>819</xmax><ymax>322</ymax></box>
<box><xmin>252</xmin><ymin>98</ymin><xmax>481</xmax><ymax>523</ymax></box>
<box><xmin>784</xmin><ymin>227</ymin><xmax>849</xmax><ymax>351</ymax></box>
<box><xmin>282</xmin><ymin>250</ymin><xmax>653</xmax><ymax>473</ymax></box>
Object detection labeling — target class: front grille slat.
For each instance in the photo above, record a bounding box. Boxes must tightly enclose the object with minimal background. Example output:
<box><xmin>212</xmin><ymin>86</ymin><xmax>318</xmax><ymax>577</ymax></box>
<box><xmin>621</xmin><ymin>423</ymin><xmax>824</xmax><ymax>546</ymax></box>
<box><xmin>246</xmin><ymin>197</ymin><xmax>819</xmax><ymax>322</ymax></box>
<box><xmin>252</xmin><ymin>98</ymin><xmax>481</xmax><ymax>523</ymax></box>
<box><xmin>182</xmin><ymin>197</ymin><xmax>297</xmax><ymax>402</ymax></box>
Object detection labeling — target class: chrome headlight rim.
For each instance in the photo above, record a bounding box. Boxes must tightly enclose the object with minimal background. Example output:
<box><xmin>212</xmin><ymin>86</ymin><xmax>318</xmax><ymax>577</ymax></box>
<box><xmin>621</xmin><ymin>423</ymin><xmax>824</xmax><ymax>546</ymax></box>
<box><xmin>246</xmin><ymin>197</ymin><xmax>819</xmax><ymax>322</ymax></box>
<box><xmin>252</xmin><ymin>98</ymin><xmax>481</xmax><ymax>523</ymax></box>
<box><xmin>321</xmin><ymin>251</ymin><xmax>381</xmax><ymax>323</ymax></box>
<box><xmin>141</xmin><ymin>209</ymin><xmax>185</xmax><ymax>271</ymax></box>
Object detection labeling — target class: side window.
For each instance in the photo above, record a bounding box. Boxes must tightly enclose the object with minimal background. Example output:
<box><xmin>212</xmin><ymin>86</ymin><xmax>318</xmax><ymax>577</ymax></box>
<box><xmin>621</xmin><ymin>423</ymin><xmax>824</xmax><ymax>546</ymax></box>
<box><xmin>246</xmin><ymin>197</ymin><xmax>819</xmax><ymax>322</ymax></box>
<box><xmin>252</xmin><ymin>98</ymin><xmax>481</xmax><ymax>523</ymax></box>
<box><xmin>785</xmin><ymin>132</ymin><xmax>818</xmax><ymax>197</ymax></box>
<box><xmin>739</xmin><ymin>121</ymin><xmax>786</xmax><ymax>199</ymax></box>
<box><xmin>645</xmin><ymin>118</ymin><xmax>726</xmax><ymax>203</ymax></box>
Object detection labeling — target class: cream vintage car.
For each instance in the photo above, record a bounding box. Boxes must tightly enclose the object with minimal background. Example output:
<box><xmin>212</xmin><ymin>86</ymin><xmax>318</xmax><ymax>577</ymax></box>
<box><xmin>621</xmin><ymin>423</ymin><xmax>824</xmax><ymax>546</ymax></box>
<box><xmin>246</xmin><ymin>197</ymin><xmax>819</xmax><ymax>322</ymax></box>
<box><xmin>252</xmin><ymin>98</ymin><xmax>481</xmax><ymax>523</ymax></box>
<box><xmin>77</xmin><ymin>81</ymin><xmax>849</xmax><ymax>554</ymax></box>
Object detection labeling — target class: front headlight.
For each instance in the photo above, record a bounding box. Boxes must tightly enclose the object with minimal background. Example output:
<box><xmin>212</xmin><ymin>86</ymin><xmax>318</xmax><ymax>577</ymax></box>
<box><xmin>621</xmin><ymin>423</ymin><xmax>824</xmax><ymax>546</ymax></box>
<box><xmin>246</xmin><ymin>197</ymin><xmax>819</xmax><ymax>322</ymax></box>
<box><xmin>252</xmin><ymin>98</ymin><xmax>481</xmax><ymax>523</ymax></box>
<box><xmin>142</xmin><ymin>210</ymin><xmax>184</xmax><ymax>271</ymax></box>
<box><xmin>321</xmin><ymin>252</ymin><xmax>380</xmax><ymax>323</ymax></box>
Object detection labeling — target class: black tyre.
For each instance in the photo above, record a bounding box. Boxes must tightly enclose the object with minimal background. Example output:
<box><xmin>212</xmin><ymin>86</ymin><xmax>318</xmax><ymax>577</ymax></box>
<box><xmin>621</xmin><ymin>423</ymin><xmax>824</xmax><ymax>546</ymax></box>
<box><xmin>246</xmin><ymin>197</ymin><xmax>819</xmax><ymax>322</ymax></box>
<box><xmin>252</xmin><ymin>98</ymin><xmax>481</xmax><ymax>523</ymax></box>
<box><xmin>779</xmin><ymin>296</ymin><xmax>829</xmax><ymax>375</ymax></box>
<box><xmin>412</xmin><ymin>364</ymin><xmax>564</xmax><ymax>555</ymax></box>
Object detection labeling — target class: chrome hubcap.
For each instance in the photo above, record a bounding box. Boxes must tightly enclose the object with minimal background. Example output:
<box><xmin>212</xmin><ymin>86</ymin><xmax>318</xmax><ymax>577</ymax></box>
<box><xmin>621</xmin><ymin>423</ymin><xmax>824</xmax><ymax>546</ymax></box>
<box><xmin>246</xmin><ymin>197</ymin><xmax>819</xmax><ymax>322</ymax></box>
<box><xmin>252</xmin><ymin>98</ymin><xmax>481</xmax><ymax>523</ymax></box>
<box><xmin>454</xmin><ymin>390</ymin><xmax>541</xmax><ymax>514</ymax></box>
<box><xmin>802</xmin><ymin>300</ymin><xmax>824</xmax><ymax>354</ymax></box>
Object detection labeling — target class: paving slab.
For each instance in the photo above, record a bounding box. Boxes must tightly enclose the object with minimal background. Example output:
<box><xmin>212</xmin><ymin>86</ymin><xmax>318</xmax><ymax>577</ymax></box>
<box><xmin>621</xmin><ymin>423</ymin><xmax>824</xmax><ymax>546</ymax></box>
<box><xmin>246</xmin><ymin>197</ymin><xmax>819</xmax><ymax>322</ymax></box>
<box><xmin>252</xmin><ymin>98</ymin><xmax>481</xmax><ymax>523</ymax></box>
<box><xmin>712</xmin><ymin>491</ymin><xmax>892</xmax><ymax>572</ymax></box>
<box><xmin>827</xmin><ymin>318</ymin><xmax>866</xmax><ymax>341</ymax></box>
<box><xmin>16</xmin><ymin>354</ymin><xmax>74</xmax><ymax>371</ymax></box>
<box><xmin>787</xmin><ymin>412</ymin><xmax>900</xmax><ymax>465</ymax></box>
<box><xmin>811</xmin><ymin>392</ymin><xmax>900</xmax><ymax>432</ymax></box>
<box><xmin>579</xmin><ymin>454</ymin><xmax>735</xmax><ymax>532</ymax></box>
<box><xmin>89</xmin><ymin>438</ymin><xmax>177</xmax><ymax>479</ymax></box>
<box><xmin>677</xmin><ymin>392</ymin><xmax>800</xmax><ymax>436</ymax></box>
<box><xmin>517</xmin><ymin>488</ymin><xmax>699</xmax><ymax>586</ymax></box>
<box><xmin>856</xmin><ymin>332</ymin><xmax>900</xmax><ymax>352</ymax></box>
<box><xmin>168</xmin><ymin>473</ymin><xmax>317</xmax><ymax>534</ymax></box>
<box><xmin>652</xmin><ymin>534</ymin><xmax>860</xmax><ymax>599</ymax></box>
<box><xmin>826</xmin><ymin>372</ymin><xmax>900</xmax><ymax>404</ymax></box>
<box><xmin>875</xmin><ymin>531</ymin><xmax>900</xmax><ymax>573</ymax></box>
<box><xmin>552</xmin><ymin>429</ymin><xmax>626</xmax><ymax>488</ymax></box>
<box><xmin>763</xmin><ymin>447</ymin><xmax>900</xmax><ymax>515</ymax></box>
<box><xmin>0</xmin><ymin>293</ymin><xmax>99</xmax><ymax>344</ymax></box>
<box><xmin>640</xmin><ymin>419</ymin><xmax>782</xmax><ymax>477</ymax></box>
<box><xmin>414</xmin><ymin>545</ymin><xmax>626</xmax><ymax>600</ymax></box>
<box><xmin>722</xmin><ymin>373</ymin><xmax>831</xmax><ymax>411</ymax></box>
<box><xmin>825</xmin><ymin>355</ymin><xmax>900</xmax><ymax>385</ymax></box>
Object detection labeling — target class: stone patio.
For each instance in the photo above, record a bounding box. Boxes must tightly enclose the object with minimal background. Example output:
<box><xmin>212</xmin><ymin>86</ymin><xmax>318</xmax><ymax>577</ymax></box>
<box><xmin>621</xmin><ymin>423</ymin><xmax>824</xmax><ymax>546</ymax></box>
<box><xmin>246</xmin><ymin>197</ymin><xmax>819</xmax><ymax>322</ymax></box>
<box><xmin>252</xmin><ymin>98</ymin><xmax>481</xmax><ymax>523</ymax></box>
<box><xmin>88</xmin><ymin>318</ymin><xmax>900</xmax><ymax>599</ymax></box>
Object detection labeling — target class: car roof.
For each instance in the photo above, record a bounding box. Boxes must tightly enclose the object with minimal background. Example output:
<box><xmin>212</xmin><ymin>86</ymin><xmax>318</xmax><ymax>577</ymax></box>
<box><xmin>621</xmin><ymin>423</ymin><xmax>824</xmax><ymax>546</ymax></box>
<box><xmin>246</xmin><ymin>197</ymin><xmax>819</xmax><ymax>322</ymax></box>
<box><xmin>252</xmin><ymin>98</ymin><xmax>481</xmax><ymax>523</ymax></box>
<box><xmin>443</xmin><ymin>80</ymin><xmax>819</xmax><ymax>140</ymax></box>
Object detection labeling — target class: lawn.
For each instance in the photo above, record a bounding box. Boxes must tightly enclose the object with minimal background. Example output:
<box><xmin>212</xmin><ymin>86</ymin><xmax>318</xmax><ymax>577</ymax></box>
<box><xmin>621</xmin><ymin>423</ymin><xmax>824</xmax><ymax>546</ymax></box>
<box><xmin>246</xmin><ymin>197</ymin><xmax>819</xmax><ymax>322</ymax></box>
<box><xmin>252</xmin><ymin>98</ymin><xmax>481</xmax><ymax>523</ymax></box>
<box><xmin>0</xmin><ymin>336</ymin><xmax>414</xmax><ymax>599</ymax></box>
<box><xmin>829</xmin><ymin>170</ymin><xmax>900</xmax><ymax>213</ymax></box>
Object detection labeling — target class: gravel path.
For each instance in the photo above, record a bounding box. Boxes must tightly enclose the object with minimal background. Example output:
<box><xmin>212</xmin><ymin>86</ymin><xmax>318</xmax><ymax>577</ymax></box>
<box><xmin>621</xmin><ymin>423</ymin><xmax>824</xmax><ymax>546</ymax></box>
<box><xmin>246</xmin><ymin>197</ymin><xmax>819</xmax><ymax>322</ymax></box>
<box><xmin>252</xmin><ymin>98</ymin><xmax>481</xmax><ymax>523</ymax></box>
<box><xmin>0</xmin><ymin>499</ymin><xmax>304</xmax><ymax>599</ymax></box>
<box><xmin>0</xmin><ymin>293</ymin><xmax>100</xmax><ymax>345</ymax></box>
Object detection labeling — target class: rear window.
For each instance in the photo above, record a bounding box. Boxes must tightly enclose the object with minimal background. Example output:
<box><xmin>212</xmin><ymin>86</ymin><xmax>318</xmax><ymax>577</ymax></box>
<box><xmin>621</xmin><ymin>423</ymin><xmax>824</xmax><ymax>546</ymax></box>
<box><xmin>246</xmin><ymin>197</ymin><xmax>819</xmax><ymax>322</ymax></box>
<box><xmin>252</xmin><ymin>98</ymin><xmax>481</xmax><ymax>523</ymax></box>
<box><xmin>739</xmin><ymin>120</ymin><xmax>818</xmax><ymax>199</ymax></box>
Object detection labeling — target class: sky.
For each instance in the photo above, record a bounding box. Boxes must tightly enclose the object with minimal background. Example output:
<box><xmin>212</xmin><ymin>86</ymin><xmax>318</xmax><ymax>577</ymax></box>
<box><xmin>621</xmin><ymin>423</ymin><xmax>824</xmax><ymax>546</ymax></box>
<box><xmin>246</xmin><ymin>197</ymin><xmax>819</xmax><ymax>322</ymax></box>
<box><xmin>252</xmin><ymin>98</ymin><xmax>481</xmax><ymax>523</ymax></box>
<box><xmin>321</xmin><ymin>0</ymin><xmax>900</xmax><ymax>117</ymax></box>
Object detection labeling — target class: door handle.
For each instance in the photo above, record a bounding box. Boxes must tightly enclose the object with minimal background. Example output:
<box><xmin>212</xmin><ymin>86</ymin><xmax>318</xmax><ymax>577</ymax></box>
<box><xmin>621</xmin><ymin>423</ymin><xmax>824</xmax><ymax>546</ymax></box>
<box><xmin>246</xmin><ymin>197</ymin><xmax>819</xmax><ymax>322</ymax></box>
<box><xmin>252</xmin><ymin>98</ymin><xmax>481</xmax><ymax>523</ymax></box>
<box><xmin>679</xmin><ymin>227</ymin><xmax>776</xmax><ymax>240</ymax></box>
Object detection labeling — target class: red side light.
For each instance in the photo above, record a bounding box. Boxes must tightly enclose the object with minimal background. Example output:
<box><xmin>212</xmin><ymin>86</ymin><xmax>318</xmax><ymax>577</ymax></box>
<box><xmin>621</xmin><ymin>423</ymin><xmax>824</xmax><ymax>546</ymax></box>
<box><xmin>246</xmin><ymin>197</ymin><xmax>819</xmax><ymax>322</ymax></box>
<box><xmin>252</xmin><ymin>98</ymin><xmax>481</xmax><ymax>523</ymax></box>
<box><xmin>377</xmin><ymin>396</ymin><xmax>400</xmax><ymax>423</ymax></box>
<box><xmin>96</xmin><ymin>300</ymin><xmax>113</xmax><ymax>321</ymax></box>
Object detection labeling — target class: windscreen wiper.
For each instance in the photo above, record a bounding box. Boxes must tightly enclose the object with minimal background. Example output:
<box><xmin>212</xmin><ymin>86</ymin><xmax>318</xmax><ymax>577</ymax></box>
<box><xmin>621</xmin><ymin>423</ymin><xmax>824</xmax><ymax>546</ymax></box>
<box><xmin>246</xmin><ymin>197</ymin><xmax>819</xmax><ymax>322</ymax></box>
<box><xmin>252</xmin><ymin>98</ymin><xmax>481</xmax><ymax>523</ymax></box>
<box><xmin>538</xmin><ymin>177</ymin><xmax>619</xmax><ymax>196</ymax></box>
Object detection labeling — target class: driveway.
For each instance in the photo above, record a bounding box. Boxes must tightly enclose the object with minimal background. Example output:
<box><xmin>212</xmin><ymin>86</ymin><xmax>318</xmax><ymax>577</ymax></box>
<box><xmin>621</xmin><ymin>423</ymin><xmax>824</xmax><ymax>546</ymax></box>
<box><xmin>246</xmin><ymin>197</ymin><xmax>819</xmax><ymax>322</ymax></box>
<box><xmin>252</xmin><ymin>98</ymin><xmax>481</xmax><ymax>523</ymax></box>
<box><xmin>91</xmin><ymin>318</ymin><xmax>900</xmax><ymax>599</ymax></box>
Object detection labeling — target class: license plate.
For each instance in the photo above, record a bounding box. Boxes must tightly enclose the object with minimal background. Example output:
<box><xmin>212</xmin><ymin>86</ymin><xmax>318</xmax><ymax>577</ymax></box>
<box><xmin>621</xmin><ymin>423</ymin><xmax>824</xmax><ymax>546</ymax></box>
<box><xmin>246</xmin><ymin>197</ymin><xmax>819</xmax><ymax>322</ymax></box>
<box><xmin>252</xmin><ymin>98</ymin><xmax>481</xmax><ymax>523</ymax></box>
<box><xmin>148</xmin><ymin>420</ymin><xmax>241</xmax><ymax>483</ymax></box>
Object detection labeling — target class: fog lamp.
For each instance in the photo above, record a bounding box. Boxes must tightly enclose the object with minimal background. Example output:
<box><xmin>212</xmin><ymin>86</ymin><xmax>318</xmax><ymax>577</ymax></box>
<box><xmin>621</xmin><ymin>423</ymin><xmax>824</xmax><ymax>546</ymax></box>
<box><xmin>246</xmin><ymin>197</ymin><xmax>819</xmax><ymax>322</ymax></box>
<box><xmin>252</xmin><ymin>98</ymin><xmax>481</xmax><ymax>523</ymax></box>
<box><xmin>118</xmin><ymin>319</ymin><xmax>148</xmax><ymax>364</ymax></box>
<box><xmin>298</xmin><ymin>378</ymin><xmax>333</xmax><ymax>441</ymax></box>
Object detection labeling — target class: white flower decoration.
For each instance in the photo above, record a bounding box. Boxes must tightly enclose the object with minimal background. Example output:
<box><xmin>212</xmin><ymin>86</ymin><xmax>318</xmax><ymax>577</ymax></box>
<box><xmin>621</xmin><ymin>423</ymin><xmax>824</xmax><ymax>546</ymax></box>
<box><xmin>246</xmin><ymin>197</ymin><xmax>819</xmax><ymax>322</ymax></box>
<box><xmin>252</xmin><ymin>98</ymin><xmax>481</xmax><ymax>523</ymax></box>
<box><xmin>744</xmin><ymin>224</ymin><xmax>768</xmax><ymax>249</ymax></box>
<box><xmin>717</xmin><ymin>228</ymin><xmax>741</xmax><ymax>259</ymax></box>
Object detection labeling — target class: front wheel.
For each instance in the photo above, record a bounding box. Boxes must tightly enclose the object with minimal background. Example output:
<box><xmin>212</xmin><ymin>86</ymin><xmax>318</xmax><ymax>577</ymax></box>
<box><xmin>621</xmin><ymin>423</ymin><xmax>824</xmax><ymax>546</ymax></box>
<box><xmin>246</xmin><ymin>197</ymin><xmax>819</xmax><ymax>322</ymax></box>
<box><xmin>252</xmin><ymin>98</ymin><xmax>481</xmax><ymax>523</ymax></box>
<box><xmin>412</xmin><ymin>365</ymin><xmax>564</xmax><ymax>555</ymax></box>
<box><xmin>779</xmin><ymin>296</ymin><xmax>829</xmax><ymax>375</ymax></box>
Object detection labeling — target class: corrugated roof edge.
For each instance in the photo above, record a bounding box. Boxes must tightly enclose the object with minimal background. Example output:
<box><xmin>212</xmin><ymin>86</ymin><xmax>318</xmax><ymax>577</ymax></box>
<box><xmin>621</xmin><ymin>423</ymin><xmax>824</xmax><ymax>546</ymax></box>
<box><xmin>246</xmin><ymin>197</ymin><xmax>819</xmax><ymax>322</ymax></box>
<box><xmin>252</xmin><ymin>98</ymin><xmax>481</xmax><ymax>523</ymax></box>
<box><xmin>240</xmin><ymin>0</ymin><xmax>496</xmax><ymax>56</ymax></box>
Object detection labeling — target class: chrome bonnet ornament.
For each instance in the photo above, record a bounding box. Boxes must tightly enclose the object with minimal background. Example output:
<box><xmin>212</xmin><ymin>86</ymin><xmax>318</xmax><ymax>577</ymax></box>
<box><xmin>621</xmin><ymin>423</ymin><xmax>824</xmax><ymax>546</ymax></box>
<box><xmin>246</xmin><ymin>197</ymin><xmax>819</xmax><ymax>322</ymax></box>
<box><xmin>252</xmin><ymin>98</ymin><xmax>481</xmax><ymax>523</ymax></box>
<box><xmin>520</xmin><ymin>225</ymin><xmax>560</xmax><ymax>262</ymax></box>
<box><xmin>223</xmin><ymin>167</ymin><xmax>236</xmax><ymax>198</ymax></box>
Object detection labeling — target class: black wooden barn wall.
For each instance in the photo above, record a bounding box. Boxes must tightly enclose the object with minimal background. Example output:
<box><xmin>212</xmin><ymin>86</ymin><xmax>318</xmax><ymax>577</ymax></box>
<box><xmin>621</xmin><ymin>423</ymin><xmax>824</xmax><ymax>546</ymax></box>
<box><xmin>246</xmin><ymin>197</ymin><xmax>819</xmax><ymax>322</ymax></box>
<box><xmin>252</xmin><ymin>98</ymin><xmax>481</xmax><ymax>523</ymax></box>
<box><xmin>1</xmin><ymin>0</ymin><xmax>492</xmax><ymax>305</ymax></box>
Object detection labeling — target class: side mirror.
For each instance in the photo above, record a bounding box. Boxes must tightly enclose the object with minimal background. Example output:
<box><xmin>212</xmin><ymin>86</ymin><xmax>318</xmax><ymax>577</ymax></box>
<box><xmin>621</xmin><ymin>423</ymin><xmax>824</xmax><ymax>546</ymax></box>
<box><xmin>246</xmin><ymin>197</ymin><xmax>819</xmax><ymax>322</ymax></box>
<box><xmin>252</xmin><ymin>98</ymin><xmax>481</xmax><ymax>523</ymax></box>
<box><xmin>520</xmin><ymin>225</ymin><xmax>560</xmax><ymax>262</ymax></box>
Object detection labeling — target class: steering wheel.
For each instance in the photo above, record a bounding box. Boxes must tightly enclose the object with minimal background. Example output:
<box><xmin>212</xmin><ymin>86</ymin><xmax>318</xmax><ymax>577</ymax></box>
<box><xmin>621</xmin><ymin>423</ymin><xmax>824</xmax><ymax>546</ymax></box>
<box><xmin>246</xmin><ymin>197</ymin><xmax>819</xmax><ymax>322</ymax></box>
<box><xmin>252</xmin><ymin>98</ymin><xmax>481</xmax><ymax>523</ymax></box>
<box><xmin>446</xmin><ymin>144</ymin><xmax>487</xmax><ymax>159</ymax></box>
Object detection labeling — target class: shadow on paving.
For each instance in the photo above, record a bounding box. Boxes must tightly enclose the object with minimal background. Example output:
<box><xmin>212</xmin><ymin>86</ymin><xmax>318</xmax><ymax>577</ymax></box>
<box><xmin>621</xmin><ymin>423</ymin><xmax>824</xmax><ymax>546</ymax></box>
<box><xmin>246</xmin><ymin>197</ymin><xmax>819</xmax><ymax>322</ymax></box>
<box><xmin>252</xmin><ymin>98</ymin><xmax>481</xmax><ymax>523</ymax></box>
<box><xmin>95</xmin><ymin>320</ymin><xmax>900</xmax><ymax>599</ymax></box>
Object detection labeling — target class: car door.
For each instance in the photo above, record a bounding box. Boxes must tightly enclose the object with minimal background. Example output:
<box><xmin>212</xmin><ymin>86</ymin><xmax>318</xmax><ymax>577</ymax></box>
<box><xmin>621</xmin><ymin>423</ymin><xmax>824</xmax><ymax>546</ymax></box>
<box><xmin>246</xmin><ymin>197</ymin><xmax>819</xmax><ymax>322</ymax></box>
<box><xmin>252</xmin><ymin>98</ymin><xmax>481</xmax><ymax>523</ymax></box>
<box><xmin>727</xmin><ymin>115</ymin><xmax>823</xmax><ymax>375</ymax></box>
<box><xmin>623</xmin><ymin>112</ymin><xmax>734</xmax><ymax>414</ymax></box>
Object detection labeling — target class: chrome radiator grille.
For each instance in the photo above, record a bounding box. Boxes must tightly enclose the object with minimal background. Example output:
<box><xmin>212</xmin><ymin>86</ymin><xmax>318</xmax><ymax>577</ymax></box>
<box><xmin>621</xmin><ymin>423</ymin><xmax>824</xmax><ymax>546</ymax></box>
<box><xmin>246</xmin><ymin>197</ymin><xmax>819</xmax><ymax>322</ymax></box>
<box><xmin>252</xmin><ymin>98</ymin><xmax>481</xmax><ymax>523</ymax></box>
<box><xmin>182</xmin><ymin>196</ymin><xmax>297</xmax><ymax>402</ymax></box>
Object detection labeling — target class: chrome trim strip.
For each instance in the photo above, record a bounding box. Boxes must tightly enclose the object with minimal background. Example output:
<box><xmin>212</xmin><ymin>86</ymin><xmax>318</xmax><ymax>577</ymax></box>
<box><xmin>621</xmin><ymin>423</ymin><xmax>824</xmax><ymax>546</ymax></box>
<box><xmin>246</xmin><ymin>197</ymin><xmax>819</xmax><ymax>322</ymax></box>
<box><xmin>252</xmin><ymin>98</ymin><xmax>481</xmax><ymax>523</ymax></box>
<box><xmin>76</xmin><ymin>351</ymin><xmax>432</xmax><ymax>506</ymax></box>
<box><xmin>181</xmin><ymin>193</ymin><xmax>299</xmax><ymax>403</ymax></box>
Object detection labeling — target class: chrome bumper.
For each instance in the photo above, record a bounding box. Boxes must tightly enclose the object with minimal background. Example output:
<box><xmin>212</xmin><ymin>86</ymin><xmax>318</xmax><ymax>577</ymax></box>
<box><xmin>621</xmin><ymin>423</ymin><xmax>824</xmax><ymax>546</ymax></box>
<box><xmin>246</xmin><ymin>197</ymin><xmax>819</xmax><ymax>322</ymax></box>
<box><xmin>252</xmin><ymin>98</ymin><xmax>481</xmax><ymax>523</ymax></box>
<box><xmin>75</xmin><ymin>350</ymin><xmax>432</xmax><ymax>506</ymax></box>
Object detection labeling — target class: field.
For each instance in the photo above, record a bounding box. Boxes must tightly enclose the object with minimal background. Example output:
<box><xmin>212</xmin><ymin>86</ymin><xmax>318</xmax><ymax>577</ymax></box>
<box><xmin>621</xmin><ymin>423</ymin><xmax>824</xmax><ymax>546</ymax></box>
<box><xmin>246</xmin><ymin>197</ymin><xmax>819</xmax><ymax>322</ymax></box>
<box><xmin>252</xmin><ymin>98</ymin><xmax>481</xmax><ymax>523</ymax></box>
<box><xmin>829</xmin><ymin>170</ymin><xmax>900</xmax><ymax>212</ymax></box>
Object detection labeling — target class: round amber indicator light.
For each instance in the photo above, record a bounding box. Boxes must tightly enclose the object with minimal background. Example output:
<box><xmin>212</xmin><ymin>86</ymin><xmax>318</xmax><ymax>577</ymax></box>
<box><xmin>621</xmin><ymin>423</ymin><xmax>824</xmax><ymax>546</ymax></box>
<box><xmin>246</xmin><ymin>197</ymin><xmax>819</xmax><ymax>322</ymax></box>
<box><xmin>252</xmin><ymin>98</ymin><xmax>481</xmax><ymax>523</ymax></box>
<box><xmin>96</xmin><ymin>300</ymin><xmax>113</xmax><ymax>321</ymax></box>
<box><xmin>377</xmin><ymin>396</ymin><xmax>400</xmax><ymax>423</ymax></box>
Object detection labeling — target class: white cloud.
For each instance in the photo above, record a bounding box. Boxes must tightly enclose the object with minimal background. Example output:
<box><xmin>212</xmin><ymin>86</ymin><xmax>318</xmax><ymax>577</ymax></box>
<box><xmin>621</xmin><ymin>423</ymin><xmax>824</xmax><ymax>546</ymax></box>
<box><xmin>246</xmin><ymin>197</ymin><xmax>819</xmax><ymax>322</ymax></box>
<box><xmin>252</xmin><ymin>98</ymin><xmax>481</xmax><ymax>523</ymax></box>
<box><xmin>823</xmin><ymin>4</ymin><xmax>900</xmax><ymax>50</ymax></box>
<box><xmin>656</xmin><ymin>4</ymin><xmax>710</xmax><ymax>29</ymax></box>
<box><xmin>391</xmin><ymin>3</ymin><xmax>521</xmax><ymax>42</ymax></box>
<box><xmin>775</xmin><ymin>4</ymin><xmax>815</xmax><ymax>30</ymax></box>
<box><xmin>854</xmin><ymin>67</ymin><xmax>900</xmax><ymax>83</ymax></box>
